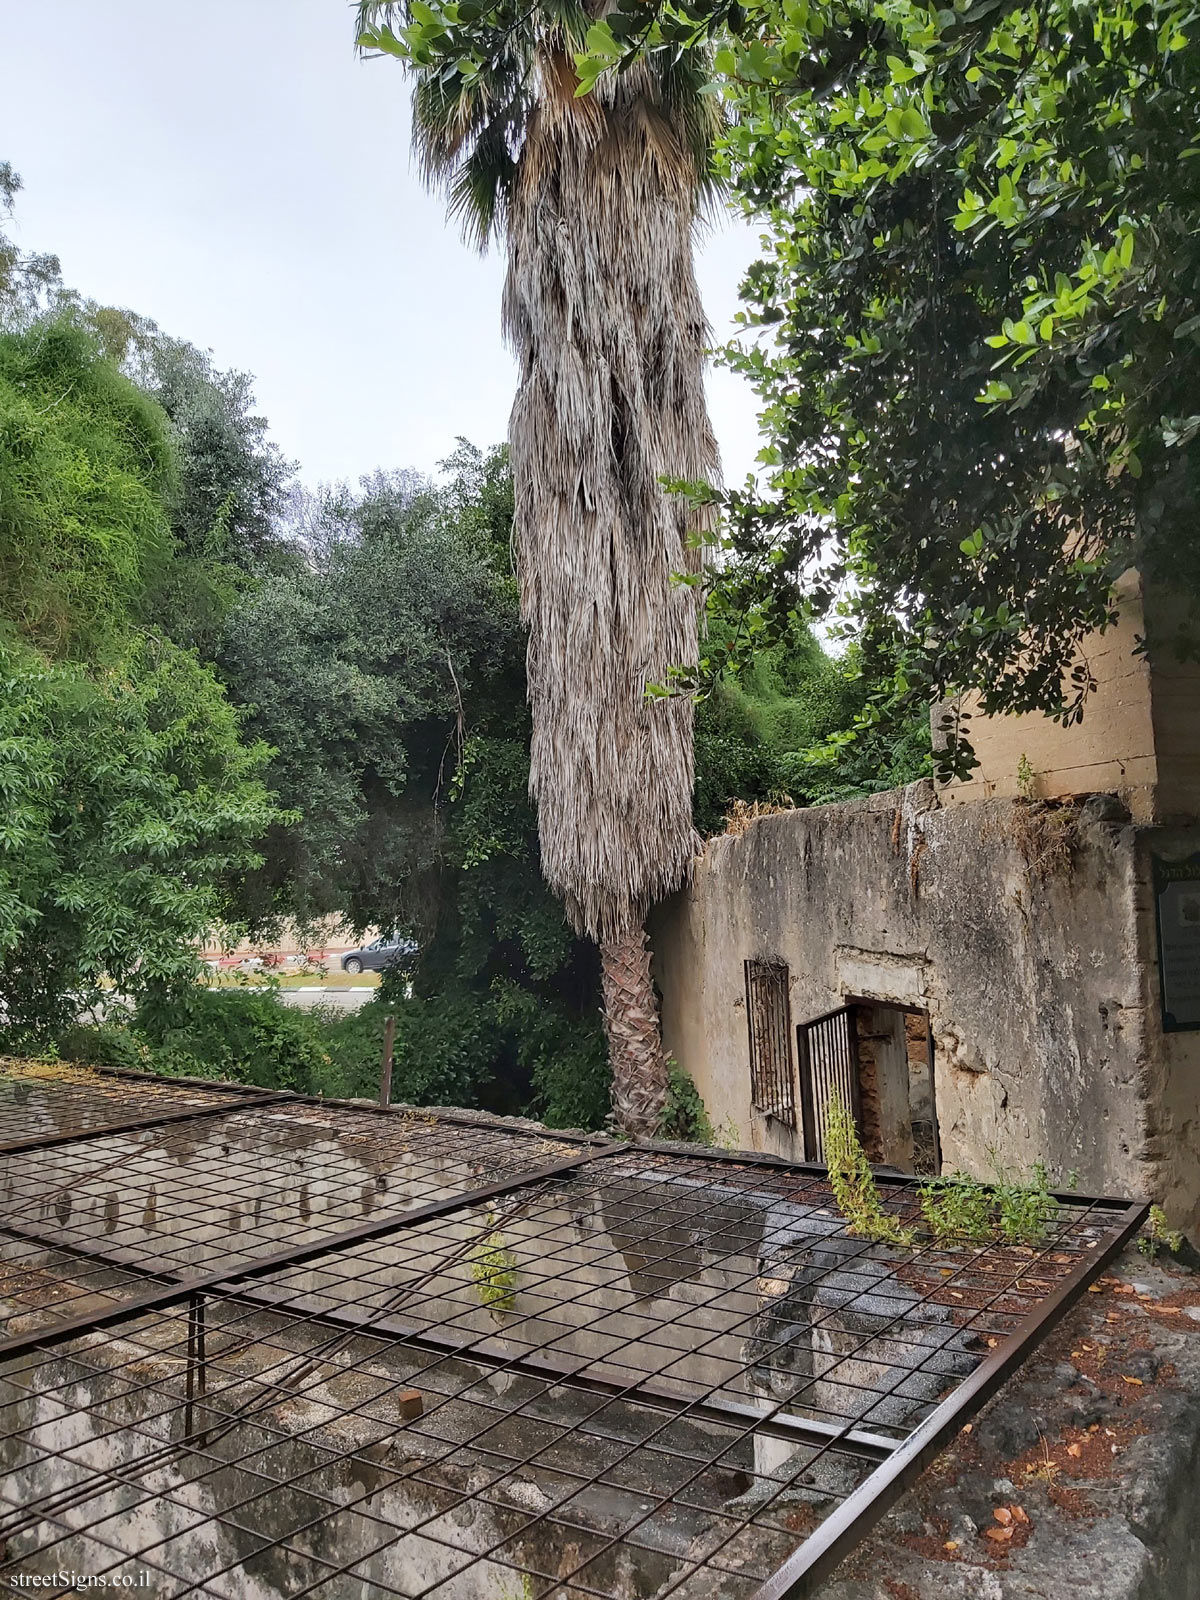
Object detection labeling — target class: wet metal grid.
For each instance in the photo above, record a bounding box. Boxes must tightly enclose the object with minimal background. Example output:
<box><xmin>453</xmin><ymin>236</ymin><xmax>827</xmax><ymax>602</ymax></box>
<box><xmin>0</xmin><ymin>1066</ymin><xmax>583</xmax><ymax>1331</ymax></box>
<box><xmin>0</xmin><ymin>1060</ymin><xmax>273</xmax><ymax>1155</ymax></box>
<box><xmin>0</xmin><ymin>1067</ymin><xmax>1146</xmax><ymax>1599</ymax></box>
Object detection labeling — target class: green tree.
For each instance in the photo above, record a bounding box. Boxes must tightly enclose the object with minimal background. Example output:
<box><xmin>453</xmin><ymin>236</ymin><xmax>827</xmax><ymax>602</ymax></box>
<box><xmin>356</xmin><ymin>0</ymin><xmax>723</xmax><ymax>1135</ymax></box>
<box><xmin>0</xmin><ymin>162</ymin><xmax>67</xmax><ymax>326</ymax></box>
<box><xmin>0</xmin><ymin>191</ymin><xmax>282</xmax><ymax>1039</ymax></box>
<box><xmin>222</xmin><ymin>445</ymin><xmax>609</xmax><ymax>1126</ymax></box>
<box><xmin>0</xmin><ymin>634</ymin><xmax>276</xmax><ymax>1040</ymax></box>
<box><xmin>572</xmin><ymin>1</ymin><xmax>1200</xmax><ymax>772</ymax></box>
<box><xmin>221</xmin><ymin>461</ymin><xmax>520</xmax><ymax>925</ymax></box>
<box><xmin>135</xmin><ymin>333</ymin><xmax>295</xmax><ymax>573</ymax></box>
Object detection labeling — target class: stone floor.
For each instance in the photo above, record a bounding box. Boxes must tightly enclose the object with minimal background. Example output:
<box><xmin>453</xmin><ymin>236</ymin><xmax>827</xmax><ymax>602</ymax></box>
<box><xmin>821</xmin><ymin>1248</ymin><xmax>1200</xmax><ymax>1599</ymax></box>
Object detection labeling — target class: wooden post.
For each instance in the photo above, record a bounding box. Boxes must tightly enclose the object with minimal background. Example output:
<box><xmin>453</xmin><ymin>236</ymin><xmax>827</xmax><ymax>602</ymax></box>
<box><xmin>379</xmin><ymin>1013</ymin><xmax>396</xmax><ymax>1108</ymax></box>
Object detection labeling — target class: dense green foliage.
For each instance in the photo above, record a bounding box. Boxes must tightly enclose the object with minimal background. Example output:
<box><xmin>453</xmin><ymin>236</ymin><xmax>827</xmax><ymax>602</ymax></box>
<box><xmin>222</xmin><ymin>457</ymin><xmax>519</xmax><ymax>926</ymax></box>
<box><xmin>585</xmin><ymin>2</ymin><xmax>1200</xmax><ymax>770</ymax></box>
<box><xmin>0</xmin><ymin>320</ymin><xmax>172</xmax><ymax>663</ymax></box>
<box><xmin>693</xmin><ymin>621</ymin><xmax>929</xmax><ymax>832</ymax></box>
<box><xmin>0</xmin><ymin>175</ymin><xmax>281</xmax><ymax>1042</ymax></box>
<box><xmin>217</xmin><ymin>444</ymin><xmax>612</xmax><ymax>1126</ymax></box>
<box><xmin>0</xmin><ymin>634</ymin><xmax>275</xmax><ymax>1038</ymax></box>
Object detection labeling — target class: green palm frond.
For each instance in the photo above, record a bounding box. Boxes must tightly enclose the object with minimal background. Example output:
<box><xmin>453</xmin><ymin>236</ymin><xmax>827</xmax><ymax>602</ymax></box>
<box><xmin>356</xmin><ymin>0</ymin><xmax>721</xmax><ymax>249</ymax></box>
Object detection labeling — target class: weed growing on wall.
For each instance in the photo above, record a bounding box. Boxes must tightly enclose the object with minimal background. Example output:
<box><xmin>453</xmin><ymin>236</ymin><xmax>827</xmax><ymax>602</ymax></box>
<box><xmin>824</xmin><ymin>1094</ymin><xmax>914</xmax><ymax>1247</ymax></box>
<box><xmin>1138</xmin><ymin>1203</ymin><xmax>1184</xmax><ymax>1260</ymax></box>
<box><xmin>469</xmin><ymin>1217</ymin><xmax>519</xmax><ymax>1315</ymax></box>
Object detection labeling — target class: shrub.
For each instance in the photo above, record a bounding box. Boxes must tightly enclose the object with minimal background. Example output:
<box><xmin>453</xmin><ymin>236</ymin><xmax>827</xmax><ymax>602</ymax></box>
<box><xmin>658</xmin><ymin>1064</ymin><xmax>716</xmax><ymax>1145</ymax></box>
<box><xmin>57</xmin><ymin>1021</ymin><xmax>148</xmax><ymax>1072</ymax></box>
<box><xmin>134</xmin><ymin>985</ymin><xmax>330</xmax><ymax>1093</ymax></box>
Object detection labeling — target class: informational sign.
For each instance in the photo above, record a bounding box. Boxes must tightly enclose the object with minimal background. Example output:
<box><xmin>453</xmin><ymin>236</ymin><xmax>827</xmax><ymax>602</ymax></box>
<box><xmin>1154</xmin><ymin>852</ymin><xmax>1200</xmax><ymax>1032</ymax></box>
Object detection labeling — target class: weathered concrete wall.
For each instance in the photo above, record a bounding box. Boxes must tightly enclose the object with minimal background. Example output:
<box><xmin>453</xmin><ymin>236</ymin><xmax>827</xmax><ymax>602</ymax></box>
<box><xmin>939</xmin><ymin>571</ymin><xmax>1159</xmax><ymax>817</ymax></box>
<box><xmin>653</xmin><ymin>784</ymin><xmax>1200</xmax><ymax>1232</ymax></box>
<box><xmin>938</xmin><ymin>572</ymin><xmax>1200</xmax><ymax>825</ymax></box>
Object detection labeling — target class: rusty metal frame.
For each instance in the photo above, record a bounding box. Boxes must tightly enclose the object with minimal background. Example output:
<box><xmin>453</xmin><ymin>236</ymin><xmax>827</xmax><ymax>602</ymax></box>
<box><xmin>0</xmin><ymin>1089</ymin><xmax>289</xmax><ymax>1156</ymax></box>
<box><xmin>795</xmin><ymin>1002</ymin><xmax>862</xmax><ymax>1162</ymax></box>
<box><xmin>745</xmin><ymin>958</ymin><xmax>797</xmax><ymax>1127</ymax></box>
<box><xmin>751</xmin><ymin>1192</ymin><xmax>1149</xmax><ymax>1598</ymax></box>
<box><xmin>0</xmin><ymin>1066</ymin><xmax>1149</xmax><ymax>1599</ymax></box>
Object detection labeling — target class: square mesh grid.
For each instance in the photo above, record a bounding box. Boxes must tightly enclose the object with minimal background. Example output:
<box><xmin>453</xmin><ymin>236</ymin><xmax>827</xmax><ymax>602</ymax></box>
<box><xmin>0</xmin><ymin>1065</ymin><xmax>1144</xmax><ymax>1600</ymax></box>
<box><xmin>0</xmin><ymin>1061</ymin><xmax>256</xmax><ymax>1152</ymax></box>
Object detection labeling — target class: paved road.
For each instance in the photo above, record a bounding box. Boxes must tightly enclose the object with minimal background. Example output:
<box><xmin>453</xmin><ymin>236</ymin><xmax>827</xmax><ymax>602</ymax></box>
<box><xmin>272</xmin><ymin>986</ymin><xmax>377</xmax><ymax>1012</ymax></box>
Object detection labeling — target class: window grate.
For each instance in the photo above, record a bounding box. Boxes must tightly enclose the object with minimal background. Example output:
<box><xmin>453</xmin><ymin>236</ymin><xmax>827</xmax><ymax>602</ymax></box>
<box><xmin>745</xmin><ymin>959</ymin><xmax>796</xmax><ymax>1126</ymax></box>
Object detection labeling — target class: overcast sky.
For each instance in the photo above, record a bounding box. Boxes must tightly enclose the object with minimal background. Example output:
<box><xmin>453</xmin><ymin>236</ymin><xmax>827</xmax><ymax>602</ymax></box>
<box><xmin>2</xmin><ymin>0</ymin><xmax>767</xmax><ymax>490</ymax></box>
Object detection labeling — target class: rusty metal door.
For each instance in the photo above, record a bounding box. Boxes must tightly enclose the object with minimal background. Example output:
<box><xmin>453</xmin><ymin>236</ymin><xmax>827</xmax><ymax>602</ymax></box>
<box><xmin>796</xmin><ymin>1004</ymin><xmax>861</xmax><ymax>1161</ymax></box>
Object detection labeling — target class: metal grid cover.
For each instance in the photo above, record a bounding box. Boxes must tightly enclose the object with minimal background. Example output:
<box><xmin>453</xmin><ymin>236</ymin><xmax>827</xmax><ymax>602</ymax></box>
<box><xmin>0</xmin><ymin>1063</ymin><xmax>1145</xmax><ymax>1599</ymax></box>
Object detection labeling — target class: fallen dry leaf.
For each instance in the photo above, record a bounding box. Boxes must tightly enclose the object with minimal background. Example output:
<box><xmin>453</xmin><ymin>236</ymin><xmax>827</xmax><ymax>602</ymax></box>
<box><xmin>960</xmin><ymin>1423</ymin><xmax>973</xmax><ymax>1434</ymax></box>
<box><xmin>993</xmin><ymin>1507</ymin><xmax>1013</xmax><ymax>1526</ymax></box>
<box><xmin>1067</xmin><ymin>1443</ymin><xmax>1083</xmax><ymax>1458</ymax></box>
<box><xmin>1011</xmin><ymin>1505</ymin><xmax>1030</xmax><ymax>1525</ymax></box>
<box><xmin>943</xmin><ymin>1540</ymin><xmax>959</xmax><ymax>1552</ymax></box>
<box><xmin>1122</xmin><ymin>1375</ymin><xmax>1144</xmax><ymax>1385</ymax></box>
<box><xmin>986</xmin><ymin>1337</ymin><xmax>999</xmax><ymax>1348</ymax></box>
<box><xmin>984</xmin><ymin>1526</ymin><xmax>1014</xmax><ymax>1544</ymax></box>
<box><xmin>1088</xmin><ymin>1283</ymin><xmax>1104</xmax><ymax>1293</ymax></box>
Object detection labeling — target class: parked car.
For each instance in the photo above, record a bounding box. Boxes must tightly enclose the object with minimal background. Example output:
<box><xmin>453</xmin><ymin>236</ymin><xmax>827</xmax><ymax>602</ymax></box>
<box><xmin>340</xmin><ymin>935</ymin><xmax>416</xmax><ymax>975</ymax></box>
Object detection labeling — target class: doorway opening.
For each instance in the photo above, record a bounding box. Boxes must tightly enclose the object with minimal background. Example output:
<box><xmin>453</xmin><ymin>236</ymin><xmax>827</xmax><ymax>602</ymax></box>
<box><xmin>795</xmin><ymin>1001</ymin><xmax>940</xmax><ymax>1175</ymax></box>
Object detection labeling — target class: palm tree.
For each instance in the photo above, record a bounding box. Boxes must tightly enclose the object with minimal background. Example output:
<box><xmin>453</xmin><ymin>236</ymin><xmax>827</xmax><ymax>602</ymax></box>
<box><xmin>357</xmin><ymin>4</ymin><xmax>721</xmax><ymax>1135</ymax></box>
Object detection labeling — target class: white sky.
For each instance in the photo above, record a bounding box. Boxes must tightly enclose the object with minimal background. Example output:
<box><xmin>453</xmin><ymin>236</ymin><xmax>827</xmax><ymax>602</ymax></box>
<box><xmin>1</xmin><ymin>0</ymin><xmax>767</xmax><ymax>490</ymax></box>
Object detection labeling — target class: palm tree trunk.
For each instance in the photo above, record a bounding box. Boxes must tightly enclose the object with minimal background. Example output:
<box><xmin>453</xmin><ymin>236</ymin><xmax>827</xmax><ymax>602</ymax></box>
<box><xmin>600</xmin><ymin>921</ymin><xmax>668</xmax><ymax>1137</ymax></box>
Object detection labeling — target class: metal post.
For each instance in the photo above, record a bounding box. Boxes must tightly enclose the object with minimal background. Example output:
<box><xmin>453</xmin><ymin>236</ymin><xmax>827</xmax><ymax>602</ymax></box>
<box><xmin>379</xmin><ymin>1013</ymin><xmax>396</xmax><ymax>1108</ymax></box>
<box><xmin>183</xmin><ymin>1292</ymin><xmax>208</xmax><ymax>1446</ymax></box>
<box><xmin>184</xmin><ymin>1293</ymin><xmax>196</xmax><ymax>1440</ymax></box>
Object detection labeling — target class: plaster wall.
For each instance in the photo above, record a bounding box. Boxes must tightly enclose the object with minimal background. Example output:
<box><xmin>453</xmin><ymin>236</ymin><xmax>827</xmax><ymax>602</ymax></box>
<box><xmin>938</xmin><ymin>572</ymin><xmax>1200</xmax><ymax>824</ymax></box>
<box><xmin>938</xmin><ymin>572</ymin><xmax>1159</xmax><ymax>817</ymax></box>
<box><xmin>653</xmin><ymin>785</ymin><xmax>1200</xmax><ymax>1232</ymax></box>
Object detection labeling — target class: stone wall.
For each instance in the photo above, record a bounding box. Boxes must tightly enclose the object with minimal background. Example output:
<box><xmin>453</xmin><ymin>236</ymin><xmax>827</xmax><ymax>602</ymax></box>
<box><xmin>652</xmin><ymin>783</ymin><xmax>1200</xmax><ymax>1232</ymax></box>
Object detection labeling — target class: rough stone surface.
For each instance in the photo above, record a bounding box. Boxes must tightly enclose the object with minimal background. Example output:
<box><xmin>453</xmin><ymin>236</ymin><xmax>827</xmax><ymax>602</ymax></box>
<box><xmin>651</xmin><ymin>784</ymin><xmax>1200</xmax><ymax>1233</ymax></box>
<box><xmin>817</xmin><ymin>1248</ymin><xmax>1200</xmax><ymax>1599</ymax></box>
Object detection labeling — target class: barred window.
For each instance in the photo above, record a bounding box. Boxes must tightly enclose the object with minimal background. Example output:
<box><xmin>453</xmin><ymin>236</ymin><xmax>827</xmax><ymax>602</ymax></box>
<box><xmin>744</xmin><ymin>959</ymin><xmax>796</xmax><ymax>1126</ymax></box>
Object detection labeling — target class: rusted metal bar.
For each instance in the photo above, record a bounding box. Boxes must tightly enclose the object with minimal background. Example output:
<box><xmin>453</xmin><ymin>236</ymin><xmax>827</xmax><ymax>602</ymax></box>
<box><xmin>0</xmin><ymin>1146</ymin><xmax>615</xmax><ymax>1364</ymax></box>
<box><xmin>749</xmin><ymin>1196</ymin><xmax>1151</xmax><ymax>1600</ymax></box>
<box><xmin>0</xmin><ymin>1091</ymin><xmax>290</xmax><ymax>1157</ymax></box>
